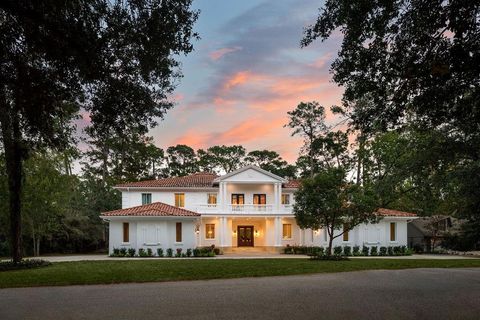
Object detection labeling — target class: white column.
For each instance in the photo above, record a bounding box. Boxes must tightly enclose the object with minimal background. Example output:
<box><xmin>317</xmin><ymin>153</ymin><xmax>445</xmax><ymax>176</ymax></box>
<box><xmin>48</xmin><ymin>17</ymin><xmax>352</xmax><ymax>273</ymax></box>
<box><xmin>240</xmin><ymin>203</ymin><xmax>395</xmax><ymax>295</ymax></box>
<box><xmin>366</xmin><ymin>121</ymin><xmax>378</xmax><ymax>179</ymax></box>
<box><xmin>223</xmin><ymin>182</ymin><xmax>228</xmax><ymax>212</ymax></box>
<box><xmin>273</xmin><ymin>183</ymin><xmax>278</xmax><ymax>212</ymax></box>
<box><xmin>219</xmin><ymin>216</ymin><xmax>225</xmax><ymax>247</ymax></box>
<box><xmin>222</xmin><ymin>217</ymin><xmax>229</xmax><ymax>247</ymax></box>
<box><xmin>218</xmin><ymin>182</ymin><xmax>224</xmax><ymax>211</ymax></box>
<box><xmin>274</xmin><ymin>216</ymin><xmax>282</xmax><ymax>247</ymax></box>
<box><xmin>275</xmin><ymin>183</ymin><xmax>281</xmax><ymax>211</ymax></box>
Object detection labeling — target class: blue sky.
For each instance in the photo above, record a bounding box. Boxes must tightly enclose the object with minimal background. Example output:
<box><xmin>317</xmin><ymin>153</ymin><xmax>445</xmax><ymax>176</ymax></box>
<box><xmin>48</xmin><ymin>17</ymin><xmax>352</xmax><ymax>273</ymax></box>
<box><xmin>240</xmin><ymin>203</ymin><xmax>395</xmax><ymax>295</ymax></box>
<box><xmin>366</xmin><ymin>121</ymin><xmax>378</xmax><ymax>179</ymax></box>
<box><xmin>152</xmin><ymin>0</ymin><xmax>343</xmax><ymax>162</ymax></box>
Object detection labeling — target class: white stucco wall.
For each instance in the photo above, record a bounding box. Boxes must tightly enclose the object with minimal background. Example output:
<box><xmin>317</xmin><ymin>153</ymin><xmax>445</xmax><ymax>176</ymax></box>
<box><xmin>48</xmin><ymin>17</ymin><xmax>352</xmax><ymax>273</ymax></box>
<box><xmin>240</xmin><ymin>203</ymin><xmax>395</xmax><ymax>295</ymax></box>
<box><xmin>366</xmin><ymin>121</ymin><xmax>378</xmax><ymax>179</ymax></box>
<box><xmin>108</xmin><ymin>218</ymin><xmax>198</xmax><ymax>254</ymax></box>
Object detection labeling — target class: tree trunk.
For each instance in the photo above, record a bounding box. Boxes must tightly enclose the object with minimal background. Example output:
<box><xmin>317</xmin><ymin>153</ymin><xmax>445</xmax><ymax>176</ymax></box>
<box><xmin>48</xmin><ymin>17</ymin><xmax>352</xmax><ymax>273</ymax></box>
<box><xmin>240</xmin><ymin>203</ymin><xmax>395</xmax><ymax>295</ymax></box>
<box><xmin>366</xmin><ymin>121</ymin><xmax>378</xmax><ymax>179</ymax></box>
<box><xmin>0</xmin><ymin>105</ymin><xmax>24</xmax><ymax>263</ymax></box>
<box><xmin>327</xmin><ymin>227</ymin><xmax>334</xmax><ymax>256</ymax></box>
<box><xmin>35</xmin><ymin>238</ymin><xmax>40</xmax><ymax>257</ymax></box>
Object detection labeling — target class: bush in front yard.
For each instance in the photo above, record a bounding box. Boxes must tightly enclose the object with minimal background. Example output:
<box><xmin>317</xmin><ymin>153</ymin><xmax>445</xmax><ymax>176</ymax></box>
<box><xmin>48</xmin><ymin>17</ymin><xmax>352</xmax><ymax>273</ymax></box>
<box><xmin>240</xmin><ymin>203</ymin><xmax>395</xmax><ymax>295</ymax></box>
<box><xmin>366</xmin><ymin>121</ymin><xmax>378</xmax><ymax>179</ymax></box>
<box><xmin>343</xmin><ymin>246</ymin><xmax>352</xmax><ymax>256</ymax></box>
<box><xmin>157</xmin><ymin>248</ymin><xmax>164</xmax><ymax>257</ymax></box>
<box><xmin>175</xmin><ymin>248</ymin><xmax>182</xmax><ymax>257</ymax></box>
<box><xmin>0</xmin><ymin>259</ymin><xmax>51</xmax><ymax>272</ymax></box>
<box><xmin>127</xmin><ymin>248</ymin><xmax>136</xmax><ymax>257</ymax></box>
<box><xmin>119</xmin><ymin>248</ymin><xmax>127</xmax><ymax>257</ymax></box>
<box><xmin>333</xmin><ymin>246</ymin><xmax>343</xmax><ymax>256</ymax></box>
<box><xmin>138</xmin><ymin>248</ymin><xmax>147</xmax><ymax>257</ymax></box>
<box><xmin>147</xmin><ymin>248</ymin><xmax>153</xmax><ymax>257</ymax></box>
<box><xmin>379</xmin><ymin>246</ymin><xmax>387</xmax><ymax>256</ymax></box>
<box><xmin>112</xmin><ymin>248</ymin><xmax>120</xmax><ymax>257</ymax></box>
<box><xmin>352</xmin><ymin>246</ymin><xmax>361</xmax><ymax>256</ymax></box>
<box><xmin>387</xmin><ymin>246</ymin><xmax>394</xmax><ymax>256</ymax></box>
<box><xmin>362</xmin><ymin>246</ymin><xmax>369</xmax><ymax>256</ymax></box>
<box><xmin>166</xmin><ymin>248</ymin><xmax>173</xmax><ymax>257</ymax></box>
<box><xmin>370</xmin><ymin>246</ymin><xmax>378</xmax><ymax>256</ymax></box>
<box><xmin>186</xmin><ymin>248</ymin><xmax>192</xmax><ymax>257</ymax></box>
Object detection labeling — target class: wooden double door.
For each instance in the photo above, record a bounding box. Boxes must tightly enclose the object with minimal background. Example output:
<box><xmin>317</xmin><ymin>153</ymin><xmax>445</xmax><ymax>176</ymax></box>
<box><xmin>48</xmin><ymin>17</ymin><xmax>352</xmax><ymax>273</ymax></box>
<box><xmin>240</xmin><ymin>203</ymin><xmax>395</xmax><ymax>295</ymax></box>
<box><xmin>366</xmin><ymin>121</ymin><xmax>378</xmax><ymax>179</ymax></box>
<box><xmin>237</xmin><ymin>226</ymin><xmax>254</xmax><ymax>247</ymax></box>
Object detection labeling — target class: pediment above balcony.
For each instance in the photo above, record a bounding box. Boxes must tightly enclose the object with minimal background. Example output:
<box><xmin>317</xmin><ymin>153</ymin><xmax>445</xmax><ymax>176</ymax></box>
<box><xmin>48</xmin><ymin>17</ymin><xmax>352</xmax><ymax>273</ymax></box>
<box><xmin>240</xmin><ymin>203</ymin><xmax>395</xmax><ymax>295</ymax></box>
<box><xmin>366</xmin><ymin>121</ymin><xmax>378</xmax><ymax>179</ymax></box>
<box><xmin>214</xmin><ymin>165</ymin><xmax>287</xmax><ymax>184</ymax></box>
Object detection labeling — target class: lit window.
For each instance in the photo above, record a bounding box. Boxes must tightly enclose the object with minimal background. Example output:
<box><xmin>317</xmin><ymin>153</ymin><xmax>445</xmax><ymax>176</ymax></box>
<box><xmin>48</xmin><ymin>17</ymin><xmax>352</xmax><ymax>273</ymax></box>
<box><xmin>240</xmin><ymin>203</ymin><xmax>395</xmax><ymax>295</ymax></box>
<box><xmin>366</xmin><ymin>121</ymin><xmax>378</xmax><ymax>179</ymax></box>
<box><xmin>207</xmin><ymin>193</ymin><xmax>217</xmax><ymax>205</ymax></box>
<box><xmin>176</xmin><ymin>222</ymin><xmax>182</xmax><ymax>242</ymax></box>
<box><xmin>206</xmin><ymin>224</ymin><xmax>215</xmax><ymax>239</ymax></box>
<box><xmin>281</xmin><ymin>194</ymin><xmax>290</xmax><ymax>205</ymax></box>
<box><xmin>141</xmin><ymin>193</ymin><xmax>152</xmax><ymax>205</ymax></box>
<box><xmin>282</xmin><ymin>224</ymin><xmax>292</xmax><ymax>239</ymax></box>
<box><xmin>123</xmin><ymin>222</ymin><xmax>129</xmax><ymax>243</ymax></box>
<box><xmin>231</xmin><ymin>194</ymin><xmax>244</xmax><ymax>205</ymax></box>
<box><xmin>253</xmin><ymin>194</ymin><xmax>266</xmax><ymax>204</ymax></box>
<box><xmin>343</xmin><ymin>224</ymin><xmax>349</xmax><ymax>241</ymax></box>
<box><xmin>175</xmin><ymin>193</ymin><xmax>185</xmax><ymax>207</ymax></box>
<box><xmin>390</xmin><ymin>222</ymin><xmax>396</xmax><ymax>241</ymax></box>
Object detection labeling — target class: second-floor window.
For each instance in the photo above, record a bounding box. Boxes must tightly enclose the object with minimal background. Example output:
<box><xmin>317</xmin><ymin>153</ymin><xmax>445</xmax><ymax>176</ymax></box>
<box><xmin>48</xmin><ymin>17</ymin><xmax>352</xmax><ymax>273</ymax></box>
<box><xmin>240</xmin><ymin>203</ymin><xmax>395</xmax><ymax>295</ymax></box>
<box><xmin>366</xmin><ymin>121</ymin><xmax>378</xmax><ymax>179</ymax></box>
<box><xmin>142</xmin><ymin>193</ymin><xmax>152</xmax><ymax>205</ymax></box>
<box><xmin>207</xmin><ymin>193</ymin><xmax>217</xmax><ymax>205</ymax></box>
<box><xmin>231</xmin><ymin>194</ymin><xmax>244</xmax><ymax>205</ymax></box>
<box><xmin>281</xmin><ymin>194</ymin><xmax>290</xmax><ymax>205</ymax></box>
<box><xmin>175</xmin><ymin>193</ymin><xmax>185</xmax><ymax>207</ymax></box>
<box><xmin>253</xmin><ymin>194</ymin><xmax>266</xmax><ymax>205</ymax></box>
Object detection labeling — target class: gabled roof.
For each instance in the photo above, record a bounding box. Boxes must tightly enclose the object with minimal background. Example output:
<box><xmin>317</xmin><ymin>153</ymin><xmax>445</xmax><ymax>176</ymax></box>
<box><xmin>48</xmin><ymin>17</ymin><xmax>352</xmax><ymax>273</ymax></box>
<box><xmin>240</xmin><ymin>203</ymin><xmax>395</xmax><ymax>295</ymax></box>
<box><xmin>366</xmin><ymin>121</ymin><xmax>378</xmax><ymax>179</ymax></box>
<box><xmin>115</xmin><ymin>172</ymin><xmax>218</xmax><ymax>188</ymax></box>
<box><xmin>283</xmin><ymin>179</ymin><xmax>301</xmax><ymax>188</ymax></box>
<box><xmin>213</xmin><ymin>165</ymin><xmax>287</xmax><ymax>183</ymax></box>
<box><xmin>376</xmin><ymin>208</ymin><xmax>418</xmax><ymax>217</ymax></box>
<box><xmin>100</xmin><ymin>202</ymin><xmax>200</xmax><ymax>217</ymax></box>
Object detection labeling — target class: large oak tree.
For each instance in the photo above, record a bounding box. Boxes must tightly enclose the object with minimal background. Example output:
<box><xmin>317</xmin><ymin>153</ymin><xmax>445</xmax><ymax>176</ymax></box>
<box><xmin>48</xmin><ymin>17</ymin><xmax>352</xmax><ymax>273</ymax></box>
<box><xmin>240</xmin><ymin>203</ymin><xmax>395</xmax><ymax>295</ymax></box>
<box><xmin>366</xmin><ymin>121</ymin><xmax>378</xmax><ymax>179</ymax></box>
<box><xmin>0</xmin><ymin>0</ymin><xmax>198</xmax><ymax>262</ymax></box>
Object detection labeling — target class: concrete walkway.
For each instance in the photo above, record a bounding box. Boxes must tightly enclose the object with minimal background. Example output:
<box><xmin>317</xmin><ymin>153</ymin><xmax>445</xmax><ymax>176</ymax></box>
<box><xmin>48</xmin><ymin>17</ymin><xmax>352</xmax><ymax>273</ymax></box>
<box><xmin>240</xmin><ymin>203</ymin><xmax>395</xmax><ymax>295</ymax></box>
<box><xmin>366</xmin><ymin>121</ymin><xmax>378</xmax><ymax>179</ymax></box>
<box><xmin>25</xmin><ymin>253</ymin><xmax>479</xmax><ymax>262</ymax></box>
<box><xmin>1</xmin><ymin>268</ymin><xmax>479</xmax><ymax>319</ymax></box>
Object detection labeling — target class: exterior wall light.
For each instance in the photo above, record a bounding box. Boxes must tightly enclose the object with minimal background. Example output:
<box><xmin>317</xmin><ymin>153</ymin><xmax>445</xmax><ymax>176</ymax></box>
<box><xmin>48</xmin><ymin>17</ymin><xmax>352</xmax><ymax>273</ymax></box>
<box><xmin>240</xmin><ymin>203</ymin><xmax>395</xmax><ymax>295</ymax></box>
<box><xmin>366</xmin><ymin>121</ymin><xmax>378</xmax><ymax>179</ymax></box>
<box><xmin>233</xmin><ymin>230</ymin><xmax>237</xmax><ymax>236</ymax></box>
<box><xmin>254</xmin><ymin>230</ymin><xmax>260</xmax><ymax>237</ymax></box>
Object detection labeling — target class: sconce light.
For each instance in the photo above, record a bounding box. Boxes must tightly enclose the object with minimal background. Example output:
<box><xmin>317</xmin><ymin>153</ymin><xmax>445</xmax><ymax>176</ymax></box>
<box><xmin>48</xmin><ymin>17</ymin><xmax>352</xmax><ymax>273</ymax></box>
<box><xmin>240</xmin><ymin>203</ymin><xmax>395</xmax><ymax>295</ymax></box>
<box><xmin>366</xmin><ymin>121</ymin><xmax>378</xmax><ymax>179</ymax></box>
<box><xmin>195</xmin><ymin>225</ymin><xmax>200</xmax><ymax>234</ymax></box>
<box><xmin>233</xmin><ymin>230</ymin><xmax>237</xmax><ymax>236</ymax></box>
<box><xmin>314</xmin><ymin>229</ymin><xmax>320</xmax><ymax>235</ymax></box>
<box><xmin>254</xmin><ymin>230</ymin><xmax>260</xmax><ymax>237</ymax></box>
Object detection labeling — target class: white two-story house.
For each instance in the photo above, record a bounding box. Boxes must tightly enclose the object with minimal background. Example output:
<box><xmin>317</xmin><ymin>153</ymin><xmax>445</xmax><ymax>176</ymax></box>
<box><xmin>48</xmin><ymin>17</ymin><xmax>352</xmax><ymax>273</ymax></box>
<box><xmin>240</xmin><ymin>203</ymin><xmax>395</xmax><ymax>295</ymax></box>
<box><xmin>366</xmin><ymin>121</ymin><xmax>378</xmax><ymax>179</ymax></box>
<box><xmin>100</xmin><ymin>165</ymin><xmax>417</xmax><ymax>254</ymax></box>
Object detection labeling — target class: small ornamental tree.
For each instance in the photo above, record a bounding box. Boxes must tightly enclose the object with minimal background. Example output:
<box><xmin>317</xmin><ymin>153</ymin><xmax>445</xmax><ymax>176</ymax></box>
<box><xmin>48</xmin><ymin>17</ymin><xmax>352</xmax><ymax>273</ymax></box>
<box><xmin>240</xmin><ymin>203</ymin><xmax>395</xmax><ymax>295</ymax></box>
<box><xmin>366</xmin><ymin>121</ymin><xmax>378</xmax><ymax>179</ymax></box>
<box><xmin>293</xmin><ymin>168</ymin><xmax>378</xmax><ymax>255</ymax></box>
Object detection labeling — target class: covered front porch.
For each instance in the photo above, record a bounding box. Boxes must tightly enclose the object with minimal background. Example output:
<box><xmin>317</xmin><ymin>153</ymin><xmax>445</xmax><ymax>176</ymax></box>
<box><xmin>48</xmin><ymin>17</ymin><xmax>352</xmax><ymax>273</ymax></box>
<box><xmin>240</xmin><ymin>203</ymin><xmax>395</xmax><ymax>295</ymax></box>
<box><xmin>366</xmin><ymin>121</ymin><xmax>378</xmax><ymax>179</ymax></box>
<box><xmin>196</xmin><ymin>216</ymin><xmax>301</xmax><ymax>252</ymax></box>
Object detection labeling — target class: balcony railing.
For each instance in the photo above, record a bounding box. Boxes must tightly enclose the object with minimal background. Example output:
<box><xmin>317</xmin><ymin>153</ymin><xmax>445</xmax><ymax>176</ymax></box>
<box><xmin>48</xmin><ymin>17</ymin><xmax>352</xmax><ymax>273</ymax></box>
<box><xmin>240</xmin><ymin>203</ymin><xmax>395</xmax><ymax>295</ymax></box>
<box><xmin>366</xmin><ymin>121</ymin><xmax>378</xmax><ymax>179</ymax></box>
<box><xmin>195</xmin><ymin>204</ymin><xmax>293</xmax><ymax>214</ymax></box>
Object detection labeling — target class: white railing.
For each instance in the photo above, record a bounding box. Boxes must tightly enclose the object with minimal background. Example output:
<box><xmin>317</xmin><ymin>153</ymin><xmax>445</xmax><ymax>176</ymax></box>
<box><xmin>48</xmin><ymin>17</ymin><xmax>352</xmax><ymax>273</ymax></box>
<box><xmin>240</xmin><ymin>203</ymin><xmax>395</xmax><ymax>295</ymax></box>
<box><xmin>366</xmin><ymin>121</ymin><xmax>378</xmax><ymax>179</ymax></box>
<box><xmin>196</xmin><ymin>204</ymin><xmax>293</xmax><ymax>214</ymax></box>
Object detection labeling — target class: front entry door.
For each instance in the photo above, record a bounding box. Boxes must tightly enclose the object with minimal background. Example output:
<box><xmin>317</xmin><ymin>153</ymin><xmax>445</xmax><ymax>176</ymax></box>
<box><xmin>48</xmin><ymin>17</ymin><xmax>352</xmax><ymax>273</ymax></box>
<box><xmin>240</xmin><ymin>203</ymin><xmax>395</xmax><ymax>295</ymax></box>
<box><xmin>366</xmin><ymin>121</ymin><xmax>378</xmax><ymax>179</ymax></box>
<box><xmin>237</xmin><ymin>226</ymin><xmax>254</xmax><ymax>247</ymax></box>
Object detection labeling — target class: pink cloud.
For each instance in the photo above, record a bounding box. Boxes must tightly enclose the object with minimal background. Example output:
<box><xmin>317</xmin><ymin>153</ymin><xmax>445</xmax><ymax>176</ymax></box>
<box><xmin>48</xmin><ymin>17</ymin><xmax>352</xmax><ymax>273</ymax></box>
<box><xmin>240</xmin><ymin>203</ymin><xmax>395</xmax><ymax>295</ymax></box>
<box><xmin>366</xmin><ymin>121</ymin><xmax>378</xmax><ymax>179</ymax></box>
<box><xmin>209</xmin><ymin>46</ymin><xmax>242</xmax><ymax>61</ymax></box>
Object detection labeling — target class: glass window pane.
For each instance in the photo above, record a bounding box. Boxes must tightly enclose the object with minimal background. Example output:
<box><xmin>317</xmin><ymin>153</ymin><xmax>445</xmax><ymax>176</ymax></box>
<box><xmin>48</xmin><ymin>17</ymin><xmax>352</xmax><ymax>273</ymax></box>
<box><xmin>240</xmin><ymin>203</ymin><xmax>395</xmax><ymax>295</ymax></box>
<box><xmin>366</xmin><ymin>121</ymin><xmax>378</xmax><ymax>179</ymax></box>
<box><xmin>282</xmin><ymin>224</ymin><xmax>292</xmax><ymax>239</ymax></box>
<box><xmin>176</xmin><ymin>222</ymin><xmax>182</xmax><ymax>242</ymax></box>
<box><xmin>206</xmin><ymin>224</ymin><xmax>215</xmax><ymax>239</ymax></box>
<box><xmin>142</xmin><ymin>193</ymin><xmax>152</xmax><ymax>205</ymax></box>
<box><xmin>390</xmin><ymin>222</ymin><xmax>396</xmax><ymax>241</ymax></box>
<box><xmin>123</xmin><ymin>222</ymin><xmax>129</xmax><ymax>242</ymax></box>
<box><xmin>175</xmin><ymin>193</ymin><xmax>185</xmax><ymax>207</ymax></box>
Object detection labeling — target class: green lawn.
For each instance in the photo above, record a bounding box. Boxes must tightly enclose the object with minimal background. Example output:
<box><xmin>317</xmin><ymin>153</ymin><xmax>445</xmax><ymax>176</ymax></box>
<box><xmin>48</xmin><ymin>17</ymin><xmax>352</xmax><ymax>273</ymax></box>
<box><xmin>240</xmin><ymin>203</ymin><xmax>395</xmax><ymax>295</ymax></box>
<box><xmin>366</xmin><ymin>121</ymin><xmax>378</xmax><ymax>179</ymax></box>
<box><xmin>1</xmin><ymin>258</ymin><xmax>480</xmax><ymax>288</ymax></box>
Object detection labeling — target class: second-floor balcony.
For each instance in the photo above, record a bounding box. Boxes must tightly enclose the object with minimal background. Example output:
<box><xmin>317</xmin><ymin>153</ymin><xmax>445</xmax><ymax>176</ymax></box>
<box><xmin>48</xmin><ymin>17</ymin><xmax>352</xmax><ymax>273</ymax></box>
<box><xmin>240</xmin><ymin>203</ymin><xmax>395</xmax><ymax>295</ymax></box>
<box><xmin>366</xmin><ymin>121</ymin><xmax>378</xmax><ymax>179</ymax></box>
<box><xmin>195</xmin><ymin>204</ymin><xmax>293</xmax><ymax>215</ymax></box>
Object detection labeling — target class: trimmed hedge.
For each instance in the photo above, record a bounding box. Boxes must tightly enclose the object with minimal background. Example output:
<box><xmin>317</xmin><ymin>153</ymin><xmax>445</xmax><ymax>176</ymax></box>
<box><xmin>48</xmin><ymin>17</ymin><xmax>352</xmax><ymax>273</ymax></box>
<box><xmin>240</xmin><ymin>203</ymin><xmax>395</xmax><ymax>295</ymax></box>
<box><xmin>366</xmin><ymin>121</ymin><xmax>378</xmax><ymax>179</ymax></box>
<box><xmin>284</xmin><ymin>245</ymin><xmax>413</xmax><ymax>258</ymax></box>
<box><xmin>0</xmin><ymin>259</ymin><xmax>51</xmax><ymax>272</ymax></box>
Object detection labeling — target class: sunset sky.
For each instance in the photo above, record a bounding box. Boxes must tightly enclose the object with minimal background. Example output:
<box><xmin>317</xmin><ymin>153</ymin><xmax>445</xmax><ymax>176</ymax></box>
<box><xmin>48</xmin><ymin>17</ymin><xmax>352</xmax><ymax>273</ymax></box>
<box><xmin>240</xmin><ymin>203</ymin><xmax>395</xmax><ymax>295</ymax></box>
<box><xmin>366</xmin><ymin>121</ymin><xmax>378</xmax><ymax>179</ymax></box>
<box><xmin>151</xmin><ymin>0</ymin><xmax>344</xmax><ymax>163</ymax></box>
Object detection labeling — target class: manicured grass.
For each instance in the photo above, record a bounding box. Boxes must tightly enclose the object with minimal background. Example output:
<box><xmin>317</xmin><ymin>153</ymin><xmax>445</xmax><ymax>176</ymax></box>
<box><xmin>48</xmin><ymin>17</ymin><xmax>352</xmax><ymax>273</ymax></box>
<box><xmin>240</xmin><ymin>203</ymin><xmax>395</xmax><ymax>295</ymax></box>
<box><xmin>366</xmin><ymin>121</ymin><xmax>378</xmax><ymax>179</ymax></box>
<box><xmin>1</xmin><ymin>258</ymin><xmax>480</xmax><ymax>288</ymax></box>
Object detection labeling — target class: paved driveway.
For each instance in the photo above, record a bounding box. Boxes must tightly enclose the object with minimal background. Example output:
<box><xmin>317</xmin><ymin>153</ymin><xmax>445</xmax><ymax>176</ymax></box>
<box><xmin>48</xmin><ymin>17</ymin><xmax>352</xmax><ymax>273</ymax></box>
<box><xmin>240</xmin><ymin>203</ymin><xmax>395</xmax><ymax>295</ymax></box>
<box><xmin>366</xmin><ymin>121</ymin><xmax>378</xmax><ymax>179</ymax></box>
<box><xmin>1</xmin><ymin>268</ymin><xmax>479</xmax><ymax>320</ymax></box>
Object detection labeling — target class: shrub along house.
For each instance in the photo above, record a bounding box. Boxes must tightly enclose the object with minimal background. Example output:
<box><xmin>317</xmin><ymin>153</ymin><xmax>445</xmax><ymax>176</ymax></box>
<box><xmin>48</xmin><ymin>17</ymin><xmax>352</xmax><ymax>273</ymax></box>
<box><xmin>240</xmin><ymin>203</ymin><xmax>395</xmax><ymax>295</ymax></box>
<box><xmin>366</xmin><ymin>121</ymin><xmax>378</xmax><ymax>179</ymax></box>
<box><xmin>100</xmin><ymin>166</ymin><xmax>417</xmax><ymax>255</ymax></box>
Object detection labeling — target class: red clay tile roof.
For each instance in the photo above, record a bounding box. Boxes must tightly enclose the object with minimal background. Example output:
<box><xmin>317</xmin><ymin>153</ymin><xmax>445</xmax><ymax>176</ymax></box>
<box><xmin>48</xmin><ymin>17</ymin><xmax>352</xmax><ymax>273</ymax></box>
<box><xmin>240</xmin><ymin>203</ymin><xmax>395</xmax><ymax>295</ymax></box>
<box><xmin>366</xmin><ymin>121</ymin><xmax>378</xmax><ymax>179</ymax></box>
<box><xmin>283</xmin><ymin>179</ymin><xmax>301</xmax><ymax>188</ymax></box>
<box><xmin>100</xmin><ymin>202</ymin><xmax>200</xmax><ymax>217</ymax></box>
<box><xmin>115</xmin><ymin>172</ymin><xmax>218</xmax><ymax>188</ymax></box>
<box><xmin>376</xmin><ymin>208</ymin><xmax>417</xmax><ymax>217</ymax></box>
